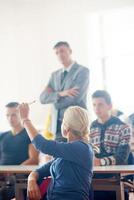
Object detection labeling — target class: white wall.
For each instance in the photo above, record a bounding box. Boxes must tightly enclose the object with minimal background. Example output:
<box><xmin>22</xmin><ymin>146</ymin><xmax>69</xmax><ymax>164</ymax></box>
<box><xmin>0</xmin><ymin>0</ymin><xmax>134</xmax><ymax>130</ymax></box>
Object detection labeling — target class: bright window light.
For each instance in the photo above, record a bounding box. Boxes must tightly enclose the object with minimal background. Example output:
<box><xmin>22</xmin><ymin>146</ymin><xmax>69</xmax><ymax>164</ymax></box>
<box><xmin>87</xmin><ymin>7</ymin><xmax>134</xmax><ymax>115</ymax></box>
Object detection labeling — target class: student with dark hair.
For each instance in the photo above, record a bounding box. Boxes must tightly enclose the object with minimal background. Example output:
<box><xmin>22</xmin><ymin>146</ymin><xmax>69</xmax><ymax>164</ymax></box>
<box><xmin>40</xmin><ymin>41</ymin><xmax>90</xmax><ymax>142</ymax></box>
<box><xmin>0</xmin><ymin>102</ymin><xmax>38</xmax><ymax>200</ymax></box>
<box><xmin>6</xmin><ymin>102</ymin><xmax>20</xmax><ymax>108</ymax></box>
<box><xmin>90</xmin><ymin>90</ymin><xmax>131</xmax><ymax>200</ymax></box>
<box><xmin>53</xmin><ymin>41</ymin><xmax>71</xmax><ymax>49</ymax></box>
<box><xmin>90</xmin><ymin>90</ymin><xmax>130</xmax><ymax>166</ymax></box>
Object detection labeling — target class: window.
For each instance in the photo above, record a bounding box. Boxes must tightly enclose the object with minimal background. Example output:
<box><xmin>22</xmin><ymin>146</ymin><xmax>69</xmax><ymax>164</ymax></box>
<box><xmin>87</xmin><ymin>7</ymin><xmax>134</xmax><ymax>115</ymax></box>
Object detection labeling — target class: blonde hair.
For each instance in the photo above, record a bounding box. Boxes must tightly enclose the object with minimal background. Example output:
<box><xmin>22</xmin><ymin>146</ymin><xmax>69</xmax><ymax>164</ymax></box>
<box><xmin>63</xmin><ymin>106</ymin><xmax>90</xmax><ymax>141</ymax></box>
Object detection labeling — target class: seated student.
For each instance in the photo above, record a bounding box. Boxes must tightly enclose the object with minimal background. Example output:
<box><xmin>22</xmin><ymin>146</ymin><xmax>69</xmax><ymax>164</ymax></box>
<box><xmin>90</xmin><ymin>90</ymin><xmax>131</xmax><ymax>200</ymax></box>
<box><xmin>18</xmin><ymin>104</ymin><xmax>93</xmax><ymax>200</ymax></box>
<box><xmin>0</xmin><ymin>102</ymin><xmax>39</xmax><ymax>200</ymax></box>
<box><xmin>90</xmin><ymin>90</ymin><xmax>131</xmax><ymax>166</ymax></box>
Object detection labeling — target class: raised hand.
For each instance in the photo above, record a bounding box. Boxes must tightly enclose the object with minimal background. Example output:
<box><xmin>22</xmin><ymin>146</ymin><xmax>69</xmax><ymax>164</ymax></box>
<box><xmin>18</xmin><ymin>103</ymin><xmax>29</xmax><ymax>121</ymax></box>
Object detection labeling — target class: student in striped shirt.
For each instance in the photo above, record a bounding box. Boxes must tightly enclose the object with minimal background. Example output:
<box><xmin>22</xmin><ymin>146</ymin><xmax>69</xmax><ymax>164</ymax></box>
<box><xmin>90</xmin><ymin>90</ymin><xmax>131</xmax><ymax>200</ymax></box>
<box><xmin>90</xmin><ymin>90</ymin><xmax>131</xmax><ymax>166</ymax></box>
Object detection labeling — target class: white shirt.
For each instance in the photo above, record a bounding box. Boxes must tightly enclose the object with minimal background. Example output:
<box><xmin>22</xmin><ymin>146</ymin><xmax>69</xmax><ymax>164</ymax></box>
<box><xmin>63</xmin><ymin>61</ymin><xmax>75</xmax><ymax>73</ymax></box>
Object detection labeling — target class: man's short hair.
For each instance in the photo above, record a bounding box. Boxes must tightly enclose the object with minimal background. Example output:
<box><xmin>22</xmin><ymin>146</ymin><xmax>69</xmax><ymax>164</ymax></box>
<box><xmin>5</xmin><ymin>102</ymin><xmax>19</xmax><ymax>108</ymax></box>
<box><xmin>92</xmin><ymin>90</ymin><xmax>112</xmax><ymax>105</ymax></box>
<box><xmin>53</xmin><ymin>41</ymin><xmax>70</xmax><ymax>49</ymax></box>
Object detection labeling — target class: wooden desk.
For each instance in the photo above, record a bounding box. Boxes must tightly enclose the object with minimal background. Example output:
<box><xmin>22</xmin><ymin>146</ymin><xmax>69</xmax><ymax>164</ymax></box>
<box><xmin>0</xmin><ymin>165</ymin><xmax>134</xmax><ymax>200</ymax></box>
<box><xmin>0</xmin><ymin>165</ymin><xmax>38</xmax><ymax>200</ymax></box>
<box><xmin>94</xmin><ymin>165</ymin><xmax>134</xmax><ymax>174</ymax></box>
<box><xmin>93</xmin><ymin>165</ymin><xmax>134</xmax><ymax>200</ymax></box>
<box><xmin>0</xmin><ymin>165</ymin><xmax>38</xmax><ymax>174</ymax></box>
<box><xmin>0</xmin><ymin>164</ymin><xmax>133</xmax><ymax>175</ymax></box>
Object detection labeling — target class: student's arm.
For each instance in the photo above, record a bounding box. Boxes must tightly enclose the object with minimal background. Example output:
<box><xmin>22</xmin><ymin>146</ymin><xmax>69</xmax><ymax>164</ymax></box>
<box><xmin>35</xmin><ymin>160</ymin><xmax>53</xmax><ymax>180</ymax></box>
<box><xmin>114</xmin><ymin>125</ymin><xmax>131</xmax><ymax>165</ymax></box>
<box><xmin>0</xmin><ymin>133</ymin><xmax>5</xmax><ymax>160</ymax></box>
<box><xmin>18</xmin><ymin>103</ymin><xmax>86</xmax><ymax>162</ymax></box>
<box><xmin>27</xmin><ymin>161</ymin><xmax>52</xmax><ymax>200</ymax></box>
<box><xmin>106</xmin><ymin>125</ymin><xmax>131</xmax><ymax>165</ymax></box>
<box><xmin>95</xmin><ymin>125</ymin><xmax>131</xmax><ymax>166</ymax></box>
<box><xmin>23</xmin><ymin>119</ymin><xmax>81</xmax><ymax>162</ymax></box>
<box><xmin>31</xmin><ymin>134</ymin><xmax>85</xmax><ymax>162</ymax></box>
<box><xmin>54</xmin><ymin>68</ymin><xmax>89</xmax><ymax>110</ymax></box>
<box><xmin>27</xmin><ymin>171</ymin><xmax>41</xmax><ymax>200</ymax></box>
<box><xmin>21</xmin><ymin>144</ymin><xmax>39</xmax><ymax>165</ymax></box>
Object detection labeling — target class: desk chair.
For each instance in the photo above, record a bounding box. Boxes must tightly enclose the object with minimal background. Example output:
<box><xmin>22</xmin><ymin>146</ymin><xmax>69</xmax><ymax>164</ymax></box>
<box><xmin>15</xmin><ymin>178</ymin><xmax>27</xmax><ymax>200</ymax></box>
<box><xmin>92</xmin><ymin>176</ymin><xmax>125</xmax><ymax>200</ymax></box>
<box><xmin>121</xmin><ymin>152</ymin><xmax>134</xmax><ymax>194</ymax></box>
<box><xmin>15</xmin><ymin>177</ymin><xmax>51</xmax><ymax>200</ymax></box>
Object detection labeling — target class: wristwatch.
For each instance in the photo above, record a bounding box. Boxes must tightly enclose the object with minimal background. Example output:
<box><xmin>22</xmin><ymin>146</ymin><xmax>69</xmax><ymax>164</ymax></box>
<box><xmin>100</xmin><ymin>158</ymin><xmax>106</xmax><ymax>166</ymax></box>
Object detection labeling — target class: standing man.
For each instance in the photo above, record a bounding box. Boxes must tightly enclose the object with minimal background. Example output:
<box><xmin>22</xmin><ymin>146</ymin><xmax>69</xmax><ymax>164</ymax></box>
<box><xmin>40</xmin><ymin>41</ymin><xmax>89</xmax><ymax>141</ymax></box>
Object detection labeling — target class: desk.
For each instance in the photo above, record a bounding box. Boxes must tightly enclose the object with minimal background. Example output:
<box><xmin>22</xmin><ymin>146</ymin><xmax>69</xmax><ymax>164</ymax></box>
<box><xmin>94</xmin><ymin>165</ymin><xmax>134</xmax><ymax>174</ymax></box>
<box><xmin>0</xmin><ymin>164</ymin><xmax>134</xmax><ymax>175</ymax></box>
<box><xmin>0</xmin><ymin>165</ymin><xmax>38</xmax><ymax>174</ymax></box>
<box><xmin>0</xmin><ymin>165</ymin><xmax>134</xmax><ymax>200</ymax></box>
<box><xmin>0</xmin><ymin>165</ymin><xmax>38</xmax><ymax>200</ymax></box>
<box><xmin>93</xmin><ymin>165</ymin><xmax>134</xmax><ymax>200</ymax></box>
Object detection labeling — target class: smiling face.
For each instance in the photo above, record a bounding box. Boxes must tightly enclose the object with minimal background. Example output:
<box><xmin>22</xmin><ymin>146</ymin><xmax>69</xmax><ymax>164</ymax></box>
<box><xmin>54</xmin><ymin>45</ymin><xmax>72</xmax><ymax>65</ymax></box>
<box><xmin>92</xmin><ymin>97</ymin><xmax>112</xmax><ymax>119</ymax></box>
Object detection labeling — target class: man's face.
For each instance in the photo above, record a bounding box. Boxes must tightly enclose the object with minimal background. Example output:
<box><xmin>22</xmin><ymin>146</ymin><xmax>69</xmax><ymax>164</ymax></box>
<box><xmin>54</xmin><ymin>45</ymin><xmax>72</xmax><ymax>64</ymax></box>
<box><xmin>6</xmin><ymin>107</ymin><xmax>21</xmax><ymax>128</ymax></box>
<box><xmin>92</xmin><ymin>97</ymin><xmax>112</xmax><ymax>119</ymax></box>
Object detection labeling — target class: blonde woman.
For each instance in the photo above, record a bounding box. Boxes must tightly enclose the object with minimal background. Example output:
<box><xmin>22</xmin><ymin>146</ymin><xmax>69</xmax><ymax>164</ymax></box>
<box><xmin>18</xmin><ymin>104</ymin><xmax>93</xmax><ymax>200</ymax></box>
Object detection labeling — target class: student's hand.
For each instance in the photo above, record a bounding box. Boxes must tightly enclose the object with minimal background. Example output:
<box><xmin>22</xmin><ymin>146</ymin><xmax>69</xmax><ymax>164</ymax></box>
<box><xmin>27</xmin><ymin>179</ymin><xmax>41</xmax><ymax>200</ymax></box>
<box><xmin>59</xmin><ymin>87</ymin><xmax>79</xmax><ymax>97</ymax></box>
<box><xmin>94</xmin><ymin>158</ymin><xmax>101</xmax><ymax>166</ymax></box>
<box><xmin>18</xmin><ymin>103</ymin><xmax>29</xmax><ymax>120</ymax></box>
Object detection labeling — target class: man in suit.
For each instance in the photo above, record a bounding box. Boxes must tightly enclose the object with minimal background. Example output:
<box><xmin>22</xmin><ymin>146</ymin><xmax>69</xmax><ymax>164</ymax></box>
<box><xmin>40</xmin><ymin>41</ymin><xmax>89</xmax><ymax>141</ymax></box>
